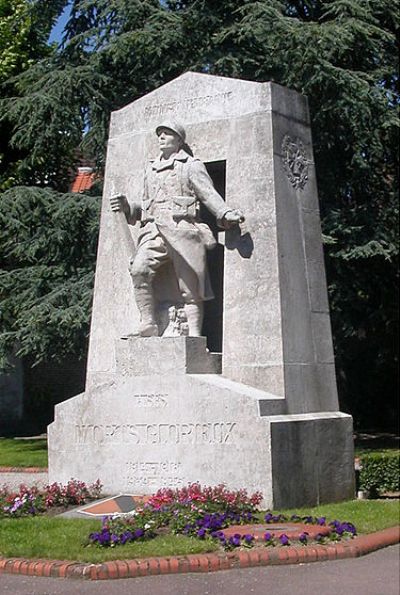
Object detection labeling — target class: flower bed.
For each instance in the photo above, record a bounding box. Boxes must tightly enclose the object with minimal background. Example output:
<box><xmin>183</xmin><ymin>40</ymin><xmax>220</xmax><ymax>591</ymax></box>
<box><xmin>0</xmin><ymin>479</ymin><xmax>102</xmax><ymax>517</ymax></box>
<box><xmin>87</xmin><ymin>483</ymin><xmax>357</xmax><ymax>552</ymax></box>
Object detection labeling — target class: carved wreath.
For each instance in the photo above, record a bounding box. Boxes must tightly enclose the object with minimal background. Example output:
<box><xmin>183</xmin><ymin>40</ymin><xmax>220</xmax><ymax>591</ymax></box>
<box><xmin>281</xmin><ymin>135</ymin><xmax>309</xmax><ymax>190</ymax></box>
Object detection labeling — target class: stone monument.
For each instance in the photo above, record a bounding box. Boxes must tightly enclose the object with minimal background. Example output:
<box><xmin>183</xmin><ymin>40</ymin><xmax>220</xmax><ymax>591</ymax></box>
<box><xmin>48</xmin><ymin>73</ymin><xmax>354</xmax><ymax>507</ymax></box>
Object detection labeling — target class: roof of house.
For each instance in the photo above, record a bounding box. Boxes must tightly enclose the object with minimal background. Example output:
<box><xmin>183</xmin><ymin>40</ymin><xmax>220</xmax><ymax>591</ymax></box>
<box><xmin>70</xmin><ymin>167</ymin><xmax>95</xmax><ymax>193</ymax></box>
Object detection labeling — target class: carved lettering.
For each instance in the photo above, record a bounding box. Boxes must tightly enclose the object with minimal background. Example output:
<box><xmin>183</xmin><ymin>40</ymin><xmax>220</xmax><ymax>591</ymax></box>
<box><xmin>133</xmin><ymin>393</ymin><xmax>168</xmax><ymax>408</ymax></box>
<box><xmin>143</xmin><ymin>92</ymin><xmax>233</xmax><ymax>120</ymax></box>
<box><xmin>126</xmin><ymin>461</ymin><xmax>184</xmax><ymax>488</ymax></box>
<box><xmin>74</xmin><ymin>421</ymin><xmax>237</xmax><ymax>445</ymax></box>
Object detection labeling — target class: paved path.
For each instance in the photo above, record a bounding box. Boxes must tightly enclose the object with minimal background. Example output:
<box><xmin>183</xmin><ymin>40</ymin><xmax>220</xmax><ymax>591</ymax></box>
<box><xmin>0</xmin><ymin>544</ymin><xmax>398</xmax><ymax>595</ymax></box>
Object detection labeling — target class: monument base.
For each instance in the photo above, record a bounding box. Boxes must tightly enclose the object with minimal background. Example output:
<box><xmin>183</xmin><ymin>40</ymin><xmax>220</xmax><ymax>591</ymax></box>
<box><xmin>48</xmin><ymin>338</ymin><xmax>354</xmax><ymax>508</ymax></box>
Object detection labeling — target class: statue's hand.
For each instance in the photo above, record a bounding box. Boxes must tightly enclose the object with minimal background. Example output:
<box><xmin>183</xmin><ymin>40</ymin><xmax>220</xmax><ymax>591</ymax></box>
<box><xmin>110</xmin><ymin>193</ymin><xmax>130</xmax><ymax>215</ymax></box>
<box><xmin>222</xmin><ymin>209</ymin><xmax>245</xmax><ymax>229</ymax></box>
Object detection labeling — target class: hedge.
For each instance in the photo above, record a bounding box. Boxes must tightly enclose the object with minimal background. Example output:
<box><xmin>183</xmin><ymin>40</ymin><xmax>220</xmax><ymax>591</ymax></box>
<box><xmin>359</xmin><ymin>450</ymin><xmax>400</xmax><ymax>495</ymax></box>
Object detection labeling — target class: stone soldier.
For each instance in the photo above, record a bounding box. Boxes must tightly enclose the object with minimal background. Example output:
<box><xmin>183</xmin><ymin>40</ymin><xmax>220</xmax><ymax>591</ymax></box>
<box><xmin>110</xmin><ymin>121</ymin><xmax>244</xmax><ymax>337</ymax></box>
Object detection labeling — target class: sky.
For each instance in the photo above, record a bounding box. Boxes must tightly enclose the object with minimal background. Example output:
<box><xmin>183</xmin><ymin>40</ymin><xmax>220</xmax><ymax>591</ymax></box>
<box><xmin>48</xmin><ymin>3</ymin><xmax>72</xmax><ymax>44</ymax></box>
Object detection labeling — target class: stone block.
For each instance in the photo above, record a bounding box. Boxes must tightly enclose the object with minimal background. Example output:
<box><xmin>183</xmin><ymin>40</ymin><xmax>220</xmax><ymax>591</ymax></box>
<box><xmin>270</xmin><ymin>412</ymin><xmax>354</xmax><ymax>508</ymax></box>
<box><xmin>115</xmin><ymin>336</ymin><xmax>221</xmax><ymax>376</ymax></box>
<box><xmin>48</xmin><ymin>380</ymin><xmax>352</xmax><ymax>508</ymax></box>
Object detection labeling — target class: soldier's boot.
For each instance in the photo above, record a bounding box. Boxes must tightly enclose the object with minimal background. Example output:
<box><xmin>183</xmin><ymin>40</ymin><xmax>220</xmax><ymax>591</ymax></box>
<box><xmin>133</xmin><ymin>285</ymin><xmax>158</xmax><ymax>337</ymax></box>
<box><xmin>184</xmin><ymin>302</ymin><xmax>204</xmax><ymax>337</ymax></box>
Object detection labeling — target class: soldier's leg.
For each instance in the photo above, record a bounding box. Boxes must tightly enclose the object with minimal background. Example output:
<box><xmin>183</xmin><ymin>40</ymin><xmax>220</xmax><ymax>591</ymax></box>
<box><xmin>129</xmin><ymin>233</ymin><xmax>169</xmax><ymax>336</ymax></box>
<box><xmin>169</xmin><ymin>240</ymin><xmax>209</xmax><ymax>337</ymax></box>
<box><xmin>184</xmin><ymin>302</ymin><xmax>204</xmax><ymax>337</ymax></box>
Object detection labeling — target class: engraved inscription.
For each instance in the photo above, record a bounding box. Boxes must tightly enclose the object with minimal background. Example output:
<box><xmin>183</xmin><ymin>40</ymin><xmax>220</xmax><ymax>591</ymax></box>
<box><xmin>133</xmin><ymin>393</ymin><xmax>168</xmax><ymax>408</ymax></box>
<box><xmin>126</xmin><ymin>461</ymin><xmax>183</xmax><ymax>488</ymax></box>
<box><xmin>75</xmin><ymin>421</ymin><xmax>237</xmax><ymax>445</ymax></box>
<box><xmin>143</xmin><ymin>91</ymin><xmax>233</xmax><ymax>120</ymax></box>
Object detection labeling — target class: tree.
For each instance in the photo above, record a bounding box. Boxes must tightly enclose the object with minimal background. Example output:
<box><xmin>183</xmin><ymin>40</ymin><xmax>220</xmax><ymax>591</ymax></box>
<box><xmin>0</xmin><ymin>0</ymin><xmax>68</xmax><ymax>189</ymax></box>
<box><xmin>0</xmin><ymin>0</ymin><xmax>398</xmax><ymax>428</ymax></box>
<box><xmin>0</xmin><ymin>186</ymin><xmax>99</xmax><ymax>368</ymax></box>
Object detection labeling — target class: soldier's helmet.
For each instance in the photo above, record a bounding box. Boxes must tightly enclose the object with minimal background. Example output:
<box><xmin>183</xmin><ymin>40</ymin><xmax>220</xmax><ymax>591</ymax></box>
<box><xmin>155</xmin><ymin>121</ymin><xmax>186</xmax><ymax>143</ymax></box>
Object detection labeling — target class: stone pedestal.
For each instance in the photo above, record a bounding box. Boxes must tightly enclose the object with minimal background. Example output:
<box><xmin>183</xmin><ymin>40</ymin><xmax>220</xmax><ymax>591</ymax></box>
<box><xmin>48</xmin><ymin>338</ymin><xmax>353</xmax><ymax>507</ymax></box>
<box><xmin>48</xmin><ymin>73</ymin><xmax>355</xmax><ymax>507</ymax></box>
<box><xmin>115</xmin><ymin>337</ymin><xmax>221</xmax><ymax>376</ymax></box>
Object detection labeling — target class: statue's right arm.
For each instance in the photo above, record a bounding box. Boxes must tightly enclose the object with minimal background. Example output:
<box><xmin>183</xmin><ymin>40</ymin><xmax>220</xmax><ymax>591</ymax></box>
<box><xmin>109</xmin><ymin>194</ymin><xmax>141</xmax><ymax>226</ymax></box>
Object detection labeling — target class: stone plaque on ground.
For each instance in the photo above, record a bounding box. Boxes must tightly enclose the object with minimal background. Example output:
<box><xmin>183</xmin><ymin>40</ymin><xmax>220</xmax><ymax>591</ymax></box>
<box><xmin>48</xmin><ymin>73</ymin><xmax>354</xmax><ymax>507</ymax></box>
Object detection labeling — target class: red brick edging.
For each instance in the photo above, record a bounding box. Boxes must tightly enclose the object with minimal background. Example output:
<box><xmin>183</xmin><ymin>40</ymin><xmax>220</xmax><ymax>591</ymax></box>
<box><xmin>0</xmin><ymin>526</ymin><xmax>398</xmax><ymax>581</ymax></box>
<box><xmin>0</xmin><ymin>467</ymin><xmax>48</xmax><ymax>473</ymax></box>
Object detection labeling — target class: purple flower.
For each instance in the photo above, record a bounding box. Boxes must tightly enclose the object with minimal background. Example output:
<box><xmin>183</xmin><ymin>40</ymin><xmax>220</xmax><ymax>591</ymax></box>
<box><xmin>134</xmin><ymin>528</ymin><xmax>145</xmax><ymax>539</ymax></box>
<box><xmin>243</xmin><ymin>534</ymin><xmax>254</xmax><ymax>545</ymax></box>
<box><xmin>299</xmin><ymin>532</ymin><xmax>309</xmax><ymax>544</ymax></box>
<box><xmin>264</xmin><ymin>513</ymin><xmax>274</xmax><ymax>523</ymax></box>
<box><xmin>342</xmin><ymin>522</ymin><xmax>357</xmax><ymax>536</ymax></box>
<box><xmin>229</xmin><ymin>534</ymin><xmax>241</xmax><ymax>547</ymax></box>
<box><xmin>89</xmin><ymin>531</ymin><xmax>100</xmax><ymax>542</ymax></box>
<box><xmin>316</xmin><ymin>517</ymin><xmax>326</xmax><ymax>526</ymax></box>
<box><xmin>315</xmin><ymin>533</ymin><xmax>324</xmax><ymax>542</ymax></box>
<box><xmin>349</xmin><ymin>525</ymin><xmax>357</xmax><ymax>536</ymax></box>
<box><xmin>197</xmin><ymin>528</ymin><xmax>206</xmax><ymax>539</ymax></box>
<box><xmin>98</xmin><ymin>530</ymin><xmax>111</xmax><ymax>545</ymax></box>
<box><xmin>264</xmin><ymin>532</ymin><xmax>273</xmax><ymax>542</ymax></box>
<box><xmin>279</xmin><ymin>534</ymin><xmax>290</xmax><ymax>546</ymax></box>
<box><xmin>125</xmin><ymin>530</ymin><xmax>133</xmax><ymax>540</ymax></box>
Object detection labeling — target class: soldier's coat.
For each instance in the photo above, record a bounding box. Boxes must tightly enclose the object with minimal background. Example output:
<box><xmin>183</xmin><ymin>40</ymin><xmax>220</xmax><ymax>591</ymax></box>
<box><xmin>128</xmin><ymin>149</ymin><xmax>230</xmax><ymax>303</ymax></box>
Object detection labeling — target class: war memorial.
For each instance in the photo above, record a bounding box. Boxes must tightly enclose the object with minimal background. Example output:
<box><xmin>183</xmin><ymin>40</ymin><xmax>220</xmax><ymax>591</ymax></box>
<box><xmin>48</xmin><ymin>73</ymin><xmax>354</xmax><ymax>508</ymax></box>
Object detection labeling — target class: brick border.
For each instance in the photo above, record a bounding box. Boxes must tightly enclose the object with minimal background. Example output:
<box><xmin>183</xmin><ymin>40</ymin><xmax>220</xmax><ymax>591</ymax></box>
<box><xmin>0</xmin><ymin>526</ymin><xmax>398</xmax><ymax>580</ymax></box>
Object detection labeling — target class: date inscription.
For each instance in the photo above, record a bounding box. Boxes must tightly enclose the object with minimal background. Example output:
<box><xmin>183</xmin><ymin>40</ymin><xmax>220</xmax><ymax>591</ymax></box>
<box><xmin>126</xmin><ymin>461</ymin><xmax>183</xmax><ymax>488</ymax></box>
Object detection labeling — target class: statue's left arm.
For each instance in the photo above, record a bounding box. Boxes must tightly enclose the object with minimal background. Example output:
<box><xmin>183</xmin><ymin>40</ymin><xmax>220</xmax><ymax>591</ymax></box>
<box><xmin>188</xmin><ymin>160</ymin><xmax>244</xmax><ymax>228</ymax></box>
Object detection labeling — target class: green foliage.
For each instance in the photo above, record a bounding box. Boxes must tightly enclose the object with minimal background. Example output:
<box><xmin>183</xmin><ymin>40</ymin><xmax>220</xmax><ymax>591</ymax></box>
<box><xmin>359</xmin><ymin>450</ymin><xmax>400</xmax><ymax>494</ymax></box>
<box><xmin>0</xmin><ymin>186</ymin><xmax>100</xmax><ymax>368</ymax></box>
<box><xmin>0</xmin><ymin>0</ymin><xmax>67</xmax><ymax>189</ymax></box>
<box><xmin>0</xmin><ymin>0</ymin><xmax>398</xmax><ymax>427</ymax></box>
<box><xmin>0</xmin><ymin>0</ymin><xmax>56</xmax><ymax>83</ymax></box>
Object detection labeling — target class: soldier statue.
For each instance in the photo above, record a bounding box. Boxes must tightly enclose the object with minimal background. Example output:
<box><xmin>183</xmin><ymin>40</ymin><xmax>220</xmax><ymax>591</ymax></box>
<box><xmin>110</xmin><ymin>121</ymin><xmax>244</xmax><ymax>337</ymax></box>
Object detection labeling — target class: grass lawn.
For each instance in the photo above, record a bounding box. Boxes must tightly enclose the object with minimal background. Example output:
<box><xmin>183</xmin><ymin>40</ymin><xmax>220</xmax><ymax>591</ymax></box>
<box><xmin>0</xmin><ymin>500</ymin><xmax>398</xmax><ymax>562</ymax></box>
<box><xmin>0</xmin><ymin>518</ymin><xmax>218</xmax><ymax>562</ymax></box>
<box><xmin>0</xmin><ymin>438</ymin><xmax>48</xmax><ymax>468</ymax></box>
<box><xmin>272</xmin><ymin>499</ymin><xmax>400</xmax><ymax>534</ymax></box>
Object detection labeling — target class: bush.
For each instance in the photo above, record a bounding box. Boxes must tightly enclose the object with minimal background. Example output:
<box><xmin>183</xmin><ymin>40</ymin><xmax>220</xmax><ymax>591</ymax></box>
<box><xmin>359</xmin><ymin>451</ymin><xmax>400</xmax><ymax>495</ymax></box>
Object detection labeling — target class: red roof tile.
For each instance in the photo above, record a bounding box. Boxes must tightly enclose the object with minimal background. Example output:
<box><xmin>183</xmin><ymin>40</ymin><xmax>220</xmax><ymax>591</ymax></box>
<box><xmin>70</xmin><ymin>167</ymin><xmax>95</xmax><ymax>193</ymax></box>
